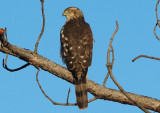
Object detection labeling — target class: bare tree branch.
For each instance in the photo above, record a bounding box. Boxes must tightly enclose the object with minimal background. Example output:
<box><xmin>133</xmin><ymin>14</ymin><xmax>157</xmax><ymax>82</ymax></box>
<box><xmin>2</xmin><ymin>0</ymin><xmax>46</xmax><ymax>72</ymax></box>
<box><xmin>36</xmin><ymin>68</ymin><xmax>76</xmax><ymax>106</ymax></box>
<box><xmin>103</xmin><ymin>73</ymin><xmax>110</xmax><ymax>86</ymax></box>
<box><xmin>34</xmin><ymin>0</ymin><xmax>45</xmax><ymax>53</ymax></box>
<box><xmin>103</xmin><ymin>46</ymin><xmax>114</xmax><ymax>86</ymax></box>
<box><xmin>156</xmin><ymin>0</ymin><xmax>160</xmax><ymax>27</ymax></box>
<box><xmin>154</xmin><ymin>23</ymin><xmax>160</xmax><ymax>40</ymax></box>
<box><xmin>154</xmin><ymin>0</ymin><xmax>160</xmax><ymax>40</ymax></box>
<box><xmin>107</xmin><ymin>21</ymin><xmax>150</xmax><ymax>113</ymax></box>
<box><xmin>3</xmin><ymin>59</ymin><xmax>30</xmax><ymax>72</ymax></box>
<box><xmin>3</xmin><ymin>27</ymin><xmax>9</xmax><ymax>69</ymax></box>
<box><xmin>0</xmin><ymin>30</ymin><xmax>160</xmax><ymax>112</ymax></box>
<box><xmin>132</xmin><ymin>55</ymin><xmax>160</xmax><ymax>62</ymax></box>
<box><xmin>2</xmin><ymin>28</ymin><xmax>30</xmax><ymax>72</ymax></box>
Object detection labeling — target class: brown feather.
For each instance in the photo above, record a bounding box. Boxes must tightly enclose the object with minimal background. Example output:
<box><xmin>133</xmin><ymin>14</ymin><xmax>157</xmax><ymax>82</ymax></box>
<box><xmin>75</xmin><ymin>77</ymin><xmax>88</xmax><ymax>109</ymax></box>
<box><xmin>60</xmin><ymin>7</ymin><xmax>93</xmax><ymax>109</ymax></box>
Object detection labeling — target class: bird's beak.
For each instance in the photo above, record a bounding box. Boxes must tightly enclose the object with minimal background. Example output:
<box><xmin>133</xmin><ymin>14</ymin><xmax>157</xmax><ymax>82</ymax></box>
<box><xmin>63</xmin><ymin>11</ymin><xmax>67</xmax><ymax>16</ymax></box>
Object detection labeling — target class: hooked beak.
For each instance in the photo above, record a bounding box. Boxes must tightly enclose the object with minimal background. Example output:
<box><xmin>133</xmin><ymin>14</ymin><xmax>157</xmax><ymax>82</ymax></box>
<box><xmin>62</xmin><ymin>11</ymin><xmax>67</xmax><ymax>16</ymax></box>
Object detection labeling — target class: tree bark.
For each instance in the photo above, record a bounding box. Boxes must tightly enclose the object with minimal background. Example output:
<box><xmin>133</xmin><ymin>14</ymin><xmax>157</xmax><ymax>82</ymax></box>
<box><xmin>0</xmin><ymin>36</ymin><xmax>160</xmax><ymax>112</ymax></box>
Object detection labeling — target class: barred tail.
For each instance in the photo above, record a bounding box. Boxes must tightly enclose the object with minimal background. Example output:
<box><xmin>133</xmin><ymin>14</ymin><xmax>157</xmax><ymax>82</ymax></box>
<box><xmin>75</xmin><ymin>78</ymin><xmax>88</xmax><ymax>109</ymax></box>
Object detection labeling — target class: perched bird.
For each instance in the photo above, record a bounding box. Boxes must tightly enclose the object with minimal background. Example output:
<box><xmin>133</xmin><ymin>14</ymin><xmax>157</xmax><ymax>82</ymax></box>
<box><xmin>60</xmin><ymin>7</ymin><xmax>93</xmax><ymax>109</ymax></box>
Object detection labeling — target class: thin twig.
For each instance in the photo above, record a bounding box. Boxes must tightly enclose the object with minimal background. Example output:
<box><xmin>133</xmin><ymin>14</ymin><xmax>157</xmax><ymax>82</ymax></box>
<box><xmin>88</xmin><ymin>97</ymin><xmax>98</xmax><ymax>103</ymax></box>
<box><xmin>3</xmin><ymin>60</ymin><xmax>30</xmax><ymax>72</ymax></box>
<box><xmin>3</xmin><ymin>0</ymin><xmax>46</xmax><ymax>71</ymax></box>
<box><xmin>107</xmin><ymin>21</ymin><xmax>150</xmax><ymax>113</ymax></box>
<box><xmin>90</xmin><ymin>36</ymin><xmax>115</xmax><ymax>102</ymax></box>
<box><xmin>66</xmin><ymin>88</ymin><xmax>71</xmax><ymax>104</ymax></box>
<box><xmin>2</xmin><ymin>27</ymin><xmax>30</xmax><ymax>72</ymax></box>
<box><xmin>0</xmin><ymin>28</ymin><xmax>5</xmax><ymax>48</ymax></box>
<box><xmin>4</xmin><ymin>28</ymin><xmax>7</xmax><ymax>41</ymax></box>
<box><xmin>35</xmin><ymin>0</ymin><xmax>75</xmax><ymax>106</ymax></box>
<box><xmin>34</xmin><ymin>0</ymin><xmax>45</xmax><ymax>53</ymax></box>
<box><xmin>3</xmin><ymin>28</ymin><xmax>8</xmax><ymax>67</ymax></box>
<box><xmin>108</xmin><ymin>67</ymin><xmax>150</xmax><ymax>113</ymax></box>
<box><xmin>132</xmin><ymin>55</ymin><xmax>160</xmax><ymax>62</ymax></box>
<box><xmin>111</xmin><ymin>46</ymin><xmax>114</xmax><ymax>66</ymax></box>
<box><xmin>103</xmin><ymin>73</ymin><xmax>110</xmax><ymax>86</ymax></box>
<box><xmin>156</xmin><ymin>0</ymin><xmax>160</xmax><ymax>27</ymax></box>
<box><xmin>103</xmin><ymin>46</ymin><xmax>114</xmax><ymax>86</ymax></box>
<box><xmin>154</xmin><ymin>0</ymin><xmax>160</xmax><ymax>40</ymax></box>
<box><xmin>36</xmin><ymin>68</ymin><xmax>76</xmax><ymax>106</ymax></box>
<box><xmin>154</xmin><ymin>24</ymin><xmax>160</xmax><ymax>40</ymax></box>
<box><xmin>2</xmin><ymin>28</ymin><xmax>29</xmax><ymax>72</ymax></box>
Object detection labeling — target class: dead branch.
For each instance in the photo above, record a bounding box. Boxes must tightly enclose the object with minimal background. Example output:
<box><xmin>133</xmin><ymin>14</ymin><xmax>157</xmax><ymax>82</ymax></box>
<box><xmin>2</xmin><ymin>28</ymin><xmax>30</xmax><ymax>72</ymax></box>
<box><xmin>132</xmin><ymin>55</ymin><xmax>160</xmax><ymax>62</ymax></box>
<box><xmin>0</xmin><ymin>31</ymin><xmax>160</xmax><ymax>112</ymax></box>
<box><xmin>36</xmin><ymin>68</ymin><xmax>76</xmax><ymax>106</ymax></box>
<box><xmin>88</xmin><ymin>97</ymin><xmax>98</xmax><ymax>103</ymax></box>
<box><xmin>3</xmin><ymin>28</ymin><xmax>9</xmax><ymax>69</ymax></box>
<box><xmin>3</xmin><ymin>59</ymin><xmax>30</xmax><ymax>72</ymax></box>
<box><xmin>154</xmin><ymin>24</ymin><xmax>160</xmax><ymax>40</ymax></box>
<box><xmin>2</xmin><ymin>0</ymin><xmax>45</xmax><ymax>72</ymax></box>
<box><xmin>103</xmin><ymin>73</ymin><xmax>109</xmax><ymax>86</ymax></box>
<box><xmin>107</xmin><ymin>21</ymin><xmax>150</xmax><ymax>113</ymax></box>
<box><xmin>34</xmin><ymin>0</ymin><xmax>45</xmax><ymax>53</ymax></box>
<box><xmin>67</xmin><ymin>88</ymin><xmax>71</xmax><ymax>104</ymax></box>
<box><xmin>156</xmin><ymin>0</ymin><xmax>160</xmax><ymax>27</ymax></box>
<box><xmin>154</xmin><ymin>0</ymin><xmax>160</xmax><ymax>40</ymax></box>
<box><xmin>103</xmin><ymin>46</ymin><xmax>114</xmax><ymax>86</ymax></box>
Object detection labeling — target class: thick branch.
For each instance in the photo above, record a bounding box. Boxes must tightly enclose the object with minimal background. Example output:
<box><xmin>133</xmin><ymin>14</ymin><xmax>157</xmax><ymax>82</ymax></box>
<box><xmin>0</xmin><ymin>37</ymin><xmax>160</xmax><ymax>112</ymax></box>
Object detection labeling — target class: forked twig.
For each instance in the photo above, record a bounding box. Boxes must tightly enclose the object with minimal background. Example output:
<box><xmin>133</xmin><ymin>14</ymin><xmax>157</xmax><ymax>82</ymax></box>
<box><xmin>154</xmin><ymin>0</ymin><xmax>160</xmax><ymax>40</ymax></box>
<box><xmin>2</xmin><ymin>28</ymin><xmax>30</xmax><ymax>72</ymax></box>
<box><xmin>36</xmin><ymin>68</ymin><xmax>76</xmax><ymax>106</ymax></box>
<box><xmin>36</xmin><ymin>0</ymin><xmax>76</xmax><ymax>107</ymax></box>
<box><xmin>34</xmin><ymin>0</ymin><xmax>45</xmax><ymax>53</ymax></box>
<box><xmin>1</xmin><ymin>28</ymin><xmax>25</xmax><ymax>72</ymax></box>
<box><xmin>3</xmin><ymin>0</ymin><xmax>46</xmax><ymax>72</ymax></box>
<box><xmin>154</xmin><ymin>24</ymin><xmax>160</xmax><ymax>40</ymax></box>
<box><xmin>107</xmin><ymin>21</ymin><xmax>150</xmax><ymax>113</ymax></box>
<box><xmin>103</xmin><ymin>46</ymin><xmax>114</xmax><ymax>86</ymax></box>
<box><xmin>2</xmin><ymin>28</ymin><xmax>30</xmax><ymax>71</ymax></box>
<box><xmin>89</xmin><ymin>29</ymin><xmax>115</xmax><ymax>103</ymax></box>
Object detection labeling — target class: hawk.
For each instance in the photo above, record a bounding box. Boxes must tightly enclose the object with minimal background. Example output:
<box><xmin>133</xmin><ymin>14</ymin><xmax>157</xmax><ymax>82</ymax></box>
<box><xmin>60</xmin><ymin>7</ymin><xmax>93</xmax><ymax>109</ymax></box>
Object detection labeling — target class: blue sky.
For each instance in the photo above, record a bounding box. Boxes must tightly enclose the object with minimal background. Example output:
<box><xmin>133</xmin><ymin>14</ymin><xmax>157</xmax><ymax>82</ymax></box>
<box><xmin>0</xmin><ymin>0</ymin><xmax>159</xmax><ymax>113</ymax></box>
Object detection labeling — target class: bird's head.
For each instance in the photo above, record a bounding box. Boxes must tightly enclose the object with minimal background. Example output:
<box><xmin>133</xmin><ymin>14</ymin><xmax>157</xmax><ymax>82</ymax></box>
<box><xmin>63</xmin><ymin>7</ymin><xmax>83</xmax><ymax>20</ymax></box>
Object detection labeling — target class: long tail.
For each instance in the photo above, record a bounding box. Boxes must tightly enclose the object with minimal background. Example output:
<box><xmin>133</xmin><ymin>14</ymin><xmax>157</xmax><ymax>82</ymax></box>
<box><xmin>75</xmin><ymin>78</ymin><xmax>88</xmax><ymax>109</ymax></box>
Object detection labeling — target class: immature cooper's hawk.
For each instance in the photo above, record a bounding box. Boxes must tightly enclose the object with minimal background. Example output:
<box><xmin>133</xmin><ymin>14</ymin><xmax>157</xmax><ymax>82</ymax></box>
<box><xmin>60</xmin><ymin>7</ymin><xmax>93</xmax><ymax>109</ymax></box>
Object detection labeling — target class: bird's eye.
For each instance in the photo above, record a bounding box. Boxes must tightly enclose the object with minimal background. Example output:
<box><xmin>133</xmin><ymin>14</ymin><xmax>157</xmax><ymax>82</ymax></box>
<box><xmin>68</xmin><ymin>9</ymin><xmax>71</xmax><ymax>12</ymax></box>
